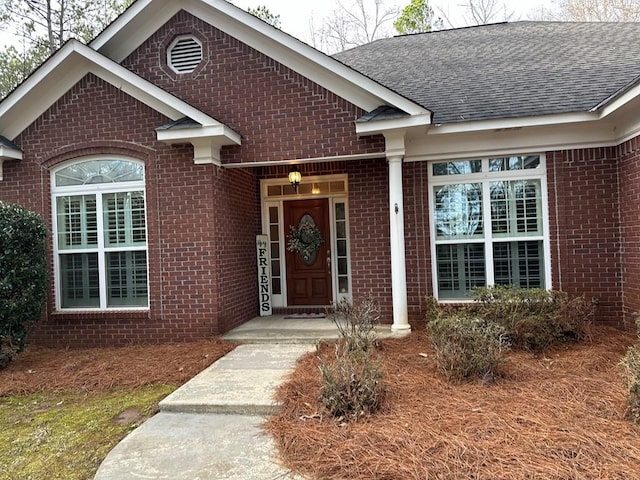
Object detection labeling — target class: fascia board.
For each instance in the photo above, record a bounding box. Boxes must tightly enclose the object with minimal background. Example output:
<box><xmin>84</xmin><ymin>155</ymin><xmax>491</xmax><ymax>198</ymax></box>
<box><xmin>596</xmin><ymin>82</ymin><xmax>640</xmax><ymax>119</ymax></box>
<box><xmin>80</xmin><ymin>46</ymin><xmax>216</xmax><ymax>126</ymax></box>
<box><xmin>186</xmin><ymin>0</ymin><xmax>428</xmax><ymax>115</ymax></box>
<box><xmin>355</xmin><ymin>114</ymin><xmax>432</xmax><ymax>136</ymax></box>
<box><xmin>430</xmin><ymin>111</ymin><xmax>598</xmax><ymax>135</ymax></box>
<box><xmin>0</xmin><ymin>145</ymin><xmax>22</xmax><ymax>160</ymax></box>
<box><xmin>89</xmin><ymin>0</ymin><xmax>178</xmax><ymax>57</ymax></box>
<box><xmin>91</xmin><ymin>0</ymin><xmax>428</xmax><ymax>117</ymax></box>
<box><xmin>404</xmin><ymin>118</ymin><xmax>621</xmax><ymax>162</ymax></box>
<box><xmin>156</xmin><ymin>124</ymin><xmax>241</xmax><ymax>145</ymax></box>
<box><xmin>0</xmin><ymin>41</ymin><xmax>236</xmax><ymax>141</ymax></box>
<box><xmin>0</xmin><ymin>43</ymin><xmax>89</xmax><ymax>139</ymax></box>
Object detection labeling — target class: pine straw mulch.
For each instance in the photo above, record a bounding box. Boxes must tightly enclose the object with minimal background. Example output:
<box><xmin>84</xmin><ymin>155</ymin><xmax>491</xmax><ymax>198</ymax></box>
<box><xmin>265</xmin><ymin>326</ymin><xmax>640</xmax><ymax>480</ymax></box>
<box><xmin>0</xmin><ymin>339</ymin><xmax>235</xmax><ymax>396</ymax></box>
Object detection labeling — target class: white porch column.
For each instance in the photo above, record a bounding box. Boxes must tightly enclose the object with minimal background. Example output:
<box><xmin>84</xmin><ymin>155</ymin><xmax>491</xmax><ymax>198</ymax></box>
<box><xmin>386</xmin><ymin>131</ymin><xmax>410</xmax><ymax>331</ymax></box>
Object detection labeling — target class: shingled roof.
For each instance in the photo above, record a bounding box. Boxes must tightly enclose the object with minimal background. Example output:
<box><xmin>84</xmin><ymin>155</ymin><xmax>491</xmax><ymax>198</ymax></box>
<box><xmin>333</xmin><ymin>22</ymin><xmax>640</xmax><ymax>124</ymax></box>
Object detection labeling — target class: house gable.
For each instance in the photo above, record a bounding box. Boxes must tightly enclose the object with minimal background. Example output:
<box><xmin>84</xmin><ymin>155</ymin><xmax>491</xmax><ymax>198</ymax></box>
<box><xmin>121</xmin><ymin>10</ymin><xmax>389</xmax><ymax>165</ymax></box>
<box><xmin>0</xmin><ymin>40</ymin><xmax>240</xmax><ymax>166</ymax></box>
<box><xmin>90</xmin><ymin>0</ymin><xmax>430</xmax><ymax>121</ymax></box>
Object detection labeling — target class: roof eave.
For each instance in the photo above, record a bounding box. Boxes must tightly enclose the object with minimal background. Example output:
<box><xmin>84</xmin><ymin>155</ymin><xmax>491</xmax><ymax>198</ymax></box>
<box><xmin>592</xmin><ymin>77</ymin><xmax>640</xmax><ymax>118</ymax></box>
<box><xmin>430</xmin><ymin>111</ymin><xmax>599</xmax><ymax>135</ymax></box>
<box><xmin>90</xmin><ymin>0</ymin><xmax>429</xmax><ymax>117</ymax></box>
<box><xmin>156</xmin><ymin>124</ymin><xmax>242</xmax><ymax>166</ymax></box>
<box><xmin>355</xmin><ymin>113</ymin><xmax>432</xmax><ymax>136</ymax></box>
<box><xmin>0</xmin><ymin>145</ymin><xmax>22</xmax><ymax>181</ymax></box>
<box><xmin>0</xmin><ymin>40</ymin><xmax>237</xmax><ymax>143</ymax></box>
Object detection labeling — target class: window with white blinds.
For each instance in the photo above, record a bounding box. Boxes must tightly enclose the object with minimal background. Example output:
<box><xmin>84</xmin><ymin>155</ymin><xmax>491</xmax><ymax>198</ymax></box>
<box><xmin>429</xmin><ymin>155</ymin><xmax>550</xmax><ymax>300</ymax></box>
<box><xmin>52</xmin><ymin>159</ymin><xmax>148</xmax><ymax>309</ymax></box>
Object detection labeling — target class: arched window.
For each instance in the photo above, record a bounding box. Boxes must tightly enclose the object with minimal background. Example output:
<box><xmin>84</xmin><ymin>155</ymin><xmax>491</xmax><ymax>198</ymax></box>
<box><xmin>52</xmin><ymin>158</ymin><xmax>148</xmax><ymax>309</ymax></box>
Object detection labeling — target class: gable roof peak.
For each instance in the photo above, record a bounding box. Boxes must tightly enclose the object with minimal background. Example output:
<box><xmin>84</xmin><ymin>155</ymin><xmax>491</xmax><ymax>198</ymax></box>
<box><xmin>89</xmin><ymin>0</ymin><xmax>429</xmax><ymax>117</ymax></box>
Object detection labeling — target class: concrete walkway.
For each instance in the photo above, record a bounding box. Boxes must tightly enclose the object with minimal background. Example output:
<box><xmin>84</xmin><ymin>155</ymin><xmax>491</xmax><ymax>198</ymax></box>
<box><xmin>94</xmin><ymin>343</ymin><xmax>312</xmax><ymax>479</ymax></box>
<box><xmin>94</xmin><ymin>317</ymin><xmax>408</xmax><ymax>479</ymax></box>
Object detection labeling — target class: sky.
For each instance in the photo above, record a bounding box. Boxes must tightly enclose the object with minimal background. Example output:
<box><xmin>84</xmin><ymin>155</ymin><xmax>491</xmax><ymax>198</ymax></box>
<box><xmin>0</xmin><ymin>0</ymin><xmax>557</xmax><ymax>48</ymax></box>
<box><xmin>229</xmin><ymin>0</ymin><xmax>557</xmax><ymax>44</ymax></box>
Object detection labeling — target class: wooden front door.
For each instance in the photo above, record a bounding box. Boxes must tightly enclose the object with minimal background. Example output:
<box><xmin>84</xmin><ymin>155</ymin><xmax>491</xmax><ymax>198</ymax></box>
<box><xmin>284</xmin><ymin>198</ymin><xmax>332</xmax><ymax>306</ymax></box>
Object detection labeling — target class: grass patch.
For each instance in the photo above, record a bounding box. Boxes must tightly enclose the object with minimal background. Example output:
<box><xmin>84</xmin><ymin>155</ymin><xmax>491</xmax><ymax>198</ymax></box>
<box><xmin>0</xmin><ymin>384</ymin><xmax>174</xmax><ymax>480</ymax></box>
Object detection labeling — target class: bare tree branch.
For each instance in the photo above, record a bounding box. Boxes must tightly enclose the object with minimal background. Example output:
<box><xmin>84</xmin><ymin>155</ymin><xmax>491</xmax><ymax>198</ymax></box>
<box><xmin>308</xmin><ymin>0</ymin><xmax>399</xmax><ymax>54</ymax></box>
<box><xmin>551</xmin><ymin>0</ymin><xmax>640</xmax><ymax>21</ymax></box>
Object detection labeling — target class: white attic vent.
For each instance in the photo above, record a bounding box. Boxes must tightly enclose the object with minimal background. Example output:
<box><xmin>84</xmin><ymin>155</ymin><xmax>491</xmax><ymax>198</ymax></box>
<box><xmin>167</xmin><ymin>36</ymin><xmax>203</xmax><ymax>74</ymax></box>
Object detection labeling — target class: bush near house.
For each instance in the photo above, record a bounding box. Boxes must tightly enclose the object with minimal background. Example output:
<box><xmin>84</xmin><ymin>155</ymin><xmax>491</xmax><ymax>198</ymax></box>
<box><xmin>620</xmin><ymin>317</ymin><xmax>640</xmax><ymax>423</ymax></box>
<box><xmin>470</xmin><ymin>286</ymin><xmax>592</xmax><ymax>352</ymax></box>
<box><xmin>427</xmin><ymin>314</ymin><xmax>510</xmax><ymax>383</ymax></box>
<box><xmin>424</xmin><ymin>287</ymin><xmax>592</xmax><ymax>382</ymax></box>
<box><xmin>0</xmin><ymin>201</ymin><xmax>48</xmax><ymax>368</ymax></box>
<box><xmin>318</xmin><ymin>297</ymin><xmax>386</xmax><ymax>420</ymax></box>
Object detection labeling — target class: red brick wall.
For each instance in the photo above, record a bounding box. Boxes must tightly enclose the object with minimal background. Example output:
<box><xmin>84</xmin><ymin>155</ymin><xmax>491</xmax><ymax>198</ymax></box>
<box><xmin>402</xmin><ymin>152</ymin><xmax>627</xmax><ymax>328</ymax></box>
<box><xmin>346</xmin><ymin>159</ymin><xmax>392</xmax><ymax>319</ymax></box>
<box><xmin>212</xmin><ymin>166</ymin><xmax>261</xmax><ymax>333</ymax></box>
<box><xmin>619</xmin><ymin>135</ymin><xmax>640</xmax><ymax>327</ymax></box>
<box><xmin>121</xmin><ymin>10</ymin><xmax>384</xmax><ymax>165</ymax></box>
<box><xmin>0</xmin><ymin>10</ymin><xmax>387</xmax><ymax>346</ymax></box>
<box><xmin>0</xmin><ymin>73</ymin><xmax>262</xmax><ymax>347</ymax></box>
<box><xmin>546</xmin><ymin>148</ymin><xmax>623</xmax><ymax>326</ymax></box>
<box><xmin>259</xmin><ymin>160</ymin><xmax>393</xmax><ymax>321</ymax></box>
<box><xmin>2</xmin><ymin>7</ymin><xmax>635</xmax><ymax>346</ymax></box>
<box><xmin>403</xmin><ymin>162</ymin><xmax>432</xmax><ymax>322</ymax></box>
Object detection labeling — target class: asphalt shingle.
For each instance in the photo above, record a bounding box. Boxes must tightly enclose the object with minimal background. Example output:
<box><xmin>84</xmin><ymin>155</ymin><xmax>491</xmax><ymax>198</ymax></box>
<box><xmin>333</xmin><ymin>22</ymin><xmax>640</xmax><ymax>124</ymax></box>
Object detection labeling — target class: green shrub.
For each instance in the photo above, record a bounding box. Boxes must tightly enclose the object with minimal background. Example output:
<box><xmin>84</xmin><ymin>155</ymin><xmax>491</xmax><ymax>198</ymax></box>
<box><xmin>427</xmin><ymin>314</ymin><xmax>510</xmax><ymax>383</ymax></box>
<box><xmin>471</xmin><ymin>286</ymin><xmax>591</xmax><ymax>352</ymax></box>
<box><xmin>0</xmin><ymin>201</ymin><xmax>48</xmax><ymax>368</ymax></box>
<box><xmin>319</xmin><ymin>297</ymin><xmax>385</xmax><ymax>419</ymax></box>
<box><xmin>620</xmin><ymin>318</ymin><xmax>640</xmax><ymax>423</ymax></box>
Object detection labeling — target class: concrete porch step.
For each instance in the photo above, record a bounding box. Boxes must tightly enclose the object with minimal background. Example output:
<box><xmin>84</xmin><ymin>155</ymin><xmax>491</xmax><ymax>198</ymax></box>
<box><xmin>158</xmin><ymin>343</ymin><xmax>315</xmax><ymax>415</ymax></box>
<box><xmin>221</xmin><ymin>315</ymin><xmax>407</xmax><ymax>344</ymax></box>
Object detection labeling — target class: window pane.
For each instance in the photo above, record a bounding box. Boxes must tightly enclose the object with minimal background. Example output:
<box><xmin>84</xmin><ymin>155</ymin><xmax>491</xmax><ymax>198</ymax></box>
<box><xmin>107</xmin><ymin>251</ymin><xmax>148</xmax><ymax>307</ymax></box>
<box><xmin>103</xmin><ymin>192</ymin><xmax>146</xmax><ymax>247</ymax></box>
<box><xmin>434</xmin><ymin>183</ymin><xmax>483</xmax><ymax>239</ymax></box>
<box><xmin>272</xmin><ymin>278</ymin><xmax>281</xmax><ymax>295</ymax></box>
<box><xmin>337</xmin><ymin>239</ymin><xmax>347</xmax><ymax>257</ymax></box>
<box><xmin>56</xmin><ymin>195</ymin><xmax>97</xmax><ymax>249</ymax></box>
<box><xmin>55</xmin><ymin>160</ymin><xmax>143</xmax><ymax>186</ymax></box>
<box><xmin>329</xmin><ymin>181</ymin><xmax>345</xmax><ymax>192</ymax></box>
<box><xmin>338</xmin><ymin>258</ymin><xmax>348</xmax><ymax>275</ymax></box>
<box><xmin>60</xmin><ymin>253</ymin><xmax>100</xmax><ymax>307</ymax></box>
<box><xmin>490</xmin><ymin>180</ymin><xmax>542</xmax><ymax>237</ymax></box>
<box><xmin>432</xmin><ymin>160</ymin><xmax>482</xmax><ymax>176</ymax></box>
<box><xmin>489</xmin><ymin>155</ymin><xmax>540</xmax><ymax>172</ymax></box>
<box><xmin>436</xmin><ymin>243</ymin><xmax>485</xmax><ymax>299</ymax></box>
<box><xmin>493</xmin><ymin>241</ymin><xmax>544</xmax><ymax>288</ymax></box>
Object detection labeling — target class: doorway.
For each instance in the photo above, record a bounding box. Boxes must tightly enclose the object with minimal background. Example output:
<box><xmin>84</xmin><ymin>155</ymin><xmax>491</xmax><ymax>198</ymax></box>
<box><xmin>283</xmin><ymin>198</ymin><xmax>332</xmax><ymax>305</ymax></box>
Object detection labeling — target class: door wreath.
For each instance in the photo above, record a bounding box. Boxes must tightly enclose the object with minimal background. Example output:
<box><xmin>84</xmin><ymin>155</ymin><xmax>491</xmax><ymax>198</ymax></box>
<box><xmin>287</xmin><ymin>215</ymin><xmax>324</xmax><ymax>264</ymax></box>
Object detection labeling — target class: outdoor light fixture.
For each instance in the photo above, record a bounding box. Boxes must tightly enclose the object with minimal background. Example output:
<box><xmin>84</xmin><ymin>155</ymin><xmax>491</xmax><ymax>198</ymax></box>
<box><xmin>288</xmin><ymin>166</ymin><xmax>301</xmax><ymax>193</ymax></box>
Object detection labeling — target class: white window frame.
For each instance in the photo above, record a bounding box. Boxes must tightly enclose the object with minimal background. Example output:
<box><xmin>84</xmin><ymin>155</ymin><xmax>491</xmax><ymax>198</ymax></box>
<box><xmin>428</xmin><ymin>155</ymin><xmax>552</xmax><ymax>302</ymax></box>
<box><xmin>51</xmin><ymin>157</ymin><xmax>149</xmax><ymax>311</ymax></box>
<box><xmin>261</xmin><ymin>174</ymin><xmax>352</xmax><ymax>307</ymax></box>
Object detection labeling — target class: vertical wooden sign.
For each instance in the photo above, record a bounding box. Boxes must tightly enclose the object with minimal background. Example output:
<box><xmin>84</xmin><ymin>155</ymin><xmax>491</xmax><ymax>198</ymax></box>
<box><xmin>256</xmin><ymin>235</ymin><xmax>272</xmax><ymax>316</ymax></box>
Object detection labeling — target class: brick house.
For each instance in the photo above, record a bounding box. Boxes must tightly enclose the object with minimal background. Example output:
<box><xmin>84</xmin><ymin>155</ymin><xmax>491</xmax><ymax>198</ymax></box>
<box><xmin>0</xmin><ymin>0</ymin><xmax>639</xmax><ymax>347</ymax></box>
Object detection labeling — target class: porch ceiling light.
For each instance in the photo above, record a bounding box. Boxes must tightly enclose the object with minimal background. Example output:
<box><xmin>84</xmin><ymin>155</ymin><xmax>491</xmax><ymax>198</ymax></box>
<box><xmin>288</xmin><ymin>166</ymin><xmax>301</xmax><ymax>193</ymax></box>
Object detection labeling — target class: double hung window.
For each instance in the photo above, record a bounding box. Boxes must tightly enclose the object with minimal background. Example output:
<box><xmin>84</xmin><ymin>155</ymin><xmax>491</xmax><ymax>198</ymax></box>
<box><xmin>52</xmin><ymin>159</ymin><xmax>148</xmax><ymax>309</ymax></box>
<box><xmin>429</xmin><ymin>155</ymin><xmax>549</xmax><ymax>300</ymax></box>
